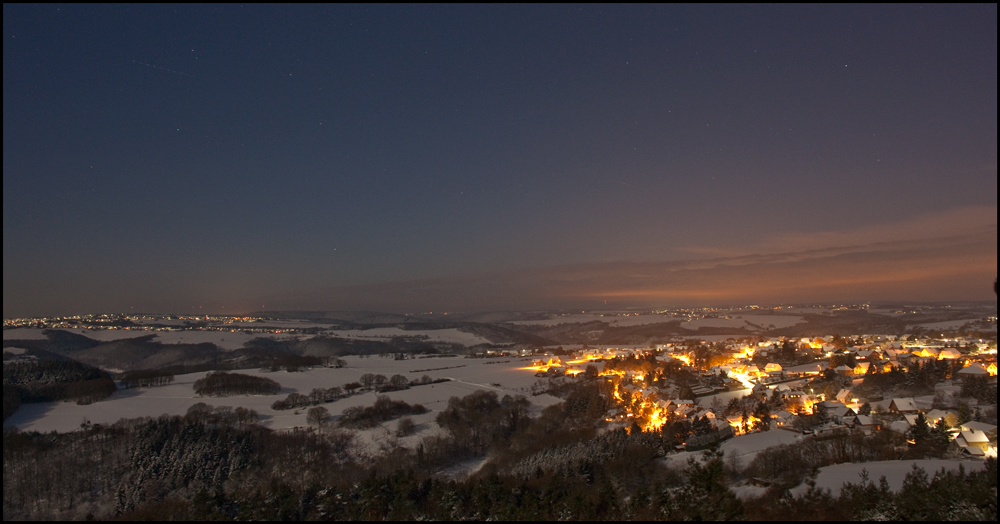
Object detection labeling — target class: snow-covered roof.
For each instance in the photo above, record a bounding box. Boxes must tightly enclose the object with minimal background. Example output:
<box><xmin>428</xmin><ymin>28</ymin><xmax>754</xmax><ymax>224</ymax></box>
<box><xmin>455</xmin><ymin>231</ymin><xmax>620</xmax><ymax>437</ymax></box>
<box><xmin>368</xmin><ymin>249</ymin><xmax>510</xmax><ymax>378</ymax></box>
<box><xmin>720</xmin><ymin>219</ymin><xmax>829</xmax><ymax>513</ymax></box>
<box><xmin>961</xmin><ymin>446</ymin><xmax>986</xmax><ymax>456</ymax></box>
<box><xmin>938</xmin><ymin>348</ymin><xmax>962</xmax><ymax>359</ymax></box>
<box><xmin>784</xmin><ymin>361</ymin><xmax>828</xmax><ymax>374</ymax></box>
<box><xmin>924</xmin><ymin>409</ymin><xmax>954</xmax><ymax>423</ymax></box>
<box><xmin>889</xmin><ymin>420</ymin><xmax>911</xmax><ymax>433</ymax></box>
<box><xmin>828</xmin><ymin>406</ymin><xmax>855</xmax><ymax>418</ymax></box>
<box><xmin>959</xmin><ymin>429</ymin><xmax>990</xmax><ymax>444</ymax></box>
<box><xmin>957</xmin><ymin>363</ymin><xmax>989</xmax><ymax>375</ymax></box>
<box><xmin>890</xmin><ymin>398</ymin><xmax>918</xmax><ymax>412</ymax></box>
<box><xmin>959</xmin><ymin>421</ymin><xmax>997</xmax><ymax>435</ymax></box>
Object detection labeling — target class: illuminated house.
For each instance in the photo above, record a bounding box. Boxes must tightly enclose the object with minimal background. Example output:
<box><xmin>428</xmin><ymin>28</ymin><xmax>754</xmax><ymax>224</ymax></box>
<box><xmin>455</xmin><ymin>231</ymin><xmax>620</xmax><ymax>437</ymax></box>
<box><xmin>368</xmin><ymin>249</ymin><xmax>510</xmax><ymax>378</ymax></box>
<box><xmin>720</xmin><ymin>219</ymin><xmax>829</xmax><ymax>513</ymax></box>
<box><xmin>959</xmin><ymin>421</ymin><xmax>997</xmax><ymax>442</ymax></box>
<box><xmin>924</xmin><ymin>409</ymin><xmax>959</xmax><ymax>428</ymax></box>
<box><xmin>849</xmin><ymin>415</ymin><xmax>877</xmax><ymax>434</ymax></box>
<box><xmin>937</xmin><ymin>348</ymin><xmax>962</xmax><ymax>360</ymax></box>
<box><xmin>835</xmin><ymin>389</ymin><xmax>858</xmax><ymax>405</ymax></box>
<box><xmin>953</xmin><ymin>429</ymin><xmax>990</xmax><ymax>454</ymax></box>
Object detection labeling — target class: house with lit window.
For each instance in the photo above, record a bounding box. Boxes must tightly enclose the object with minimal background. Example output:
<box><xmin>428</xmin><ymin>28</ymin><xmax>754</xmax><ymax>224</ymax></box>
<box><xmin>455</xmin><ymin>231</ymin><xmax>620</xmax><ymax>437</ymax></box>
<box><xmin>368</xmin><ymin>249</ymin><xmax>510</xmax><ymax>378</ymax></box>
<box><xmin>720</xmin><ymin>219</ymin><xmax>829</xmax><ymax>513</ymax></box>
<box><xmin>953</xmin><ymin>429</ymin><xmax>990</xmax><ymax>454</ymax></box>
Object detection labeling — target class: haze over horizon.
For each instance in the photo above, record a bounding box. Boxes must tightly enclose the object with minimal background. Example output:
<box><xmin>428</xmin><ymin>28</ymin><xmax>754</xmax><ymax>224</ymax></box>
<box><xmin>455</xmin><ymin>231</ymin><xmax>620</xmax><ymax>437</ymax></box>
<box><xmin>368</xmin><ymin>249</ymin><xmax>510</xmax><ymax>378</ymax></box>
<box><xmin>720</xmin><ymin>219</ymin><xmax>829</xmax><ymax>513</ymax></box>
<box><xmin>4</xmin><ymin>4</ymin><xmax>997</xmax><ymax>318</ymax></box>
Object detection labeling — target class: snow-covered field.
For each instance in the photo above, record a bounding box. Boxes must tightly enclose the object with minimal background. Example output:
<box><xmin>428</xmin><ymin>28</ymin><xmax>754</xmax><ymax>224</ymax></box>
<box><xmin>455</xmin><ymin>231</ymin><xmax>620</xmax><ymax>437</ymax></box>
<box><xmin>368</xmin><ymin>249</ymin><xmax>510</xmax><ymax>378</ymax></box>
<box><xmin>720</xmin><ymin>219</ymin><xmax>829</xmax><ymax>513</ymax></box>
<box><xmin>679</xmin><ymin>318</ymin><xmax>752</xmax><ymax>329</ymax></box>
<box><xmin>3</xmin><ymin>326</ymin><xmax>492</xmax><ymax>349</ymax></box>
<box><xmin>696</xmin><ymin>389</ymin><xmax>751</xmax><ymax>408</ymax></box>
<box><xmin>63</xmin><ymin>328</ymin><xmax>166</xmax><ymax>342</ymax></box>
<box><xmin>662</xmin><ymin>431</ymin><xmax>802</xmax><ymax>471</ymax></box>
<box><xmin>324</xmin><ymin>327</ymin><xmax>492</xmax><ymax>346</ymax></box>
<box><xmin>790</xmin><ymin>460</ymin><xmax>988</xmax><ymax>496</ymax></box>
<box><xmin>866</xmin><ymin>309</ymin><xmax>909</xmax><ymax>317</ymax></box>
<box><xmin>508</xmin><ymin>313</ymin><xmax>681</xmax><ymax>327</ymax></box>
<box><xmin>3</xmin><ymin>328</ymin><xmax>50</xmax><ymax>340</ymax></box>
<box><xmin>3</xmin><ymin>356</ymin><xmax>562</xmax><ymax>437</ymax></box>
<box><xmin>718</xmin><ymin>430</ymin><xmax>802</xmax><ymax>468</ymax></box>
<box><xmin>149</xmin><ymin>330</ymin><xmax>275</xmax><ymax>349</ymax></box>
<box><xmin>225</xmin><ymin>320</ymin><xmax>334</xmax><ymax>328</ymax></box>
<box><xmin>680</xmin><ymin>314</ymin><xmax>805</xmax><ymax>330</ymax></box>
<box><xmin>911</xmin><ymin>319</ymin><xmax>981</xmax><ymax>330</ymax></box>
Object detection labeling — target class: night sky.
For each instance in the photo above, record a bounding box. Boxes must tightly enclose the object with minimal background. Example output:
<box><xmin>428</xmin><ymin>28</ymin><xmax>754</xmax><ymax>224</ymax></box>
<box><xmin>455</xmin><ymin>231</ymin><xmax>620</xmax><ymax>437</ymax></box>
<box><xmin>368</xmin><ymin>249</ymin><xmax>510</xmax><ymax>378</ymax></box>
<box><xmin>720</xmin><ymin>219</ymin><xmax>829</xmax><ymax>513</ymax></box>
<box><xmin>3</xmin><ymin>4</ymin><xmax>997</xmax><ymax>317</ymax></box>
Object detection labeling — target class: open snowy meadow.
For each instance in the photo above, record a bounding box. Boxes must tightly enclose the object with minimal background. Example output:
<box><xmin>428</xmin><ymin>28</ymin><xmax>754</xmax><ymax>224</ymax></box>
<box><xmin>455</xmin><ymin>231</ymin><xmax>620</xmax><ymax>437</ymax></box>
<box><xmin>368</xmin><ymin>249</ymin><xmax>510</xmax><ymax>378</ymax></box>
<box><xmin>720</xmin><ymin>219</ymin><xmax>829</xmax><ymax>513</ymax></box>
<box><xmin>3</xmin><ymin>355</ymin><xmax>563</xmax><ymax>437</ymax></box>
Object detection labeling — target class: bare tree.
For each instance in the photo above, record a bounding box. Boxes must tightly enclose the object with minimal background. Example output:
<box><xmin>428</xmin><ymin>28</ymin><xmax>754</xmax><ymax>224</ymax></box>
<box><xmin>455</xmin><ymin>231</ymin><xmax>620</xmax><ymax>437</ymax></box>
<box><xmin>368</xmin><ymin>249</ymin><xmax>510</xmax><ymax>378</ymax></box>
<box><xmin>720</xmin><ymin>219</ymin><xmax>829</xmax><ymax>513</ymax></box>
<box><xmin>307</xmin><ymin>406</ymin><xmax>330</xmax><ymax>430</ymax></box>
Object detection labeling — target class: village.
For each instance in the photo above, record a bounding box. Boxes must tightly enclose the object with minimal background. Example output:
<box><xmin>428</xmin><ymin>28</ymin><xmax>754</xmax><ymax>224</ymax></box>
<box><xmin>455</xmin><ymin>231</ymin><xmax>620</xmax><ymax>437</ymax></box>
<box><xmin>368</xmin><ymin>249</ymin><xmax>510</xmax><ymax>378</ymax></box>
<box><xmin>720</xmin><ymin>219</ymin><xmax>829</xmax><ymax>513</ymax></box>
<box><xmin>519</xmin><ymin>333</ymin><xmax>998</xmax><ymax>458</ymax></box>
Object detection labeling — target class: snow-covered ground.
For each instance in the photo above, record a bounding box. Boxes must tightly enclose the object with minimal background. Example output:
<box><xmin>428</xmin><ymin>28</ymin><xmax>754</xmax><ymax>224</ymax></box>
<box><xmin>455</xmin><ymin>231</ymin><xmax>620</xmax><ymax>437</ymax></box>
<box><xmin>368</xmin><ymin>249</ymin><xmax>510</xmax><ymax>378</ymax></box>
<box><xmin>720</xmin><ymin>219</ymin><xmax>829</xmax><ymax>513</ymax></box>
<box><xmin>679</xmin><ymin>318</ymin><xmax>752</xmax><ymax>330</ymax></box>
<box><xmin>866</xmin><ymin>309</ymin><xmax>910</xmax><ymax>317</ymax></box>
<box><xmin>132</xmin><ymin>319</ymin><xmax>190</xmax><ymax>326</ymax></box>
<box><xmin>436</xmin><ymin>456</ymin><xmax>490</xmax><ymax>481</ymax></box>
<box><xmin>911</xmin><ymin>319</ymin><xmax>981</xmax><ymax>330</ymax></box>
<box><xmin>3</xmin><ymin>326</ymin><xmax>490</xmax><ymax>349</ymax></box>
<box><xmin>324</xmin><ymin>327</ymin><xmax>492</xmax><ymax>346</ymax></box>
<box><xmin>3</xmin><ymin>356</ymin><xmax>561</xmax><ymax>437</ymax></box>
<box><xmin>3</xmin><ymin>328</ymin><xmax>50</xmax><ymax>340</ymax></box>
<box><xmin>680</xmin><ymin>314</ymin><xmax>805</xmax><ymax>330</ymax></box>
<box><xmin>696</xmin><ymin>389</ymin><xmax>752</xmax><ymax>408</ymax></box>
<box><xmin>718</xmin><ymin>430</ymin><xmax>802</xmax><ymax>468</ymax></box>
<box><xmin>508</xmin><ymin>313</ymin><xmax>682</xmax><ymax>327</ymax></box>
<box><xmin>790</xmin><ymin>460</ymin><xmax>988</xmax><ymax>496</ymax></box>
<box><xmin>149</xmin><ymin>330</ymin><xmax>274</xmax><ymax>349</ymax></box>
<box><xmin>662</xmin><ymin>431</ymin><xmax>802</xmax><ymax>472</ymax></box>
<box><xmin>63</xmin><ymin>328</ymin><xmax>167</xmax><ymax>342</ymax></box>
<box><xmin>729</xmin><ymin>483</ymin><xmax>768</xmax><ymax>500</ymax></box>
<box><xmin>224</xmin><ymin>320</ymin><xmax>334</xmax><ymax>328</ymax></box>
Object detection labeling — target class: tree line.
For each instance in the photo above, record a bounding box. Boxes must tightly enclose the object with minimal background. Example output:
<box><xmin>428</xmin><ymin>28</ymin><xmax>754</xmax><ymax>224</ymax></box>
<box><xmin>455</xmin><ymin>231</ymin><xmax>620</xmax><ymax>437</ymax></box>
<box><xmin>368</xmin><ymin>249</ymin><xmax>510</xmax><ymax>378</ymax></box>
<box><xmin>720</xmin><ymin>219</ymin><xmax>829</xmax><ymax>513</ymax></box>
<box><xmin>270</xmin><ymin>374</ymin><xmax>449</xmax><ymax>411</ymax></box>
<box><xmin>117</xmin><ymin>369</ymin><xmax>175</xmax><ymax>389</ymax></box>
<box><xmin>338</xmin><ymin>395</ymin><xmax>428</xmax><ymax>429</ymax></box>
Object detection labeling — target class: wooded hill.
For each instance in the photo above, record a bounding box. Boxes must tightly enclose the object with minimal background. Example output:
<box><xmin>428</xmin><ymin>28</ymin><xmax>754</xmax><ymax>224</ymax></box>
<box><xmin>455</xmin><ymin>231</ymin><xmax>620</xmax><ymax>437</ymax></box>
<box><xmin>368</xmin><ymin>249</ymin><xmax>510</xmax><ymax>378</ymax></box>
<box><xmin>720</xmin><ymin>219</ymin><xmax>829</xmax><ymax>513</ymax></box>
<box><xmin>3</xmin><ymin>358</ymin><xmax>117</xmax><ymax>420</ymax></box>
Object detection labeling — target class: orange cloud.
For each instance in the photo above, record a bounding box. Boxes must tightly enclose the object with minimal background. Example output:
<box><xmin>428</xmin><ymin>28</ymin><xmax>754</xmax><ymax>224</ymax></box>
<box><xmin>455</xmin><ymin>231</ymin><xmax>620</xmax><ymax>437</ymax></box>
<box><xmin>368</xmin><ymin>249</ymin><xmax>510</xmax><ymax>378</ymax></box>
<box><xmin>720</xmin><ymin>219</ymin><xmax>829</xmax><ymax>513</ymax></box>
<box><xmin>265</xmin><ymin>208</ymin><xmax>997</xmax><ymax>311</ymax></box>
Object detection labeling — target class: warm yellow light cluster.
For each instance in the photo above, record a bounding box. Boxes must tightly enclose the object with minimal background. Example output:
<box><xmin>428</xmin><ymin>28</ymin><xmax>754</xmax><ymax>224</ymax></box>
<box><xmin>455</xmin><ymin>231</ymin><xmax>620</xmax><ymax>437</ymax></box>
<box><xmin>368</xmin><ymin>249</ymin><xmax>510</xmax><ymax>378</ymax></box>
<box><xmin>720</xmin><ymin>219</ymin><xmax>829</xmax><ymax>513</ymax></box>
<box><xmin>727</xmin><ymin>415</ymin><xmax>761</xmax><ymax>435</ymax></box>
<box><xmin>672</xmin><ymin>354</ymin><xmax>693</xmax><ymax>366</ymax></box>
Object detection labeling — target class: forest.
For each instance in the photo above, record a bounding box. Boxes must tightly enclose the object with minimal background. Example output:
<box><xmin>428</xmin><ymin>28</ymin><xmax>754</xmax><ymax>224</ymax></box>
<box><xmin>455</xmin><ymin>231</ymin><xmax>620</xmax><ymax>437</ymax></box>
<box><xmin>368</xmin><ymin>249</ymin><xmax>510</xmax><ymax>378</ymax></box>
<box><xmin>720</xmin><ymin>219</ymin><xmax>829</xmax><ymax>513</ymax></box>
<box><xmin>192</xmin><ymin>371</ymin><xmax>282</xmax><ymax>397</ymax></box>
<box><xmin>3</xmin><ymin>359</ymin><xmax>117</xmax><ymax>420</ymax></box>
